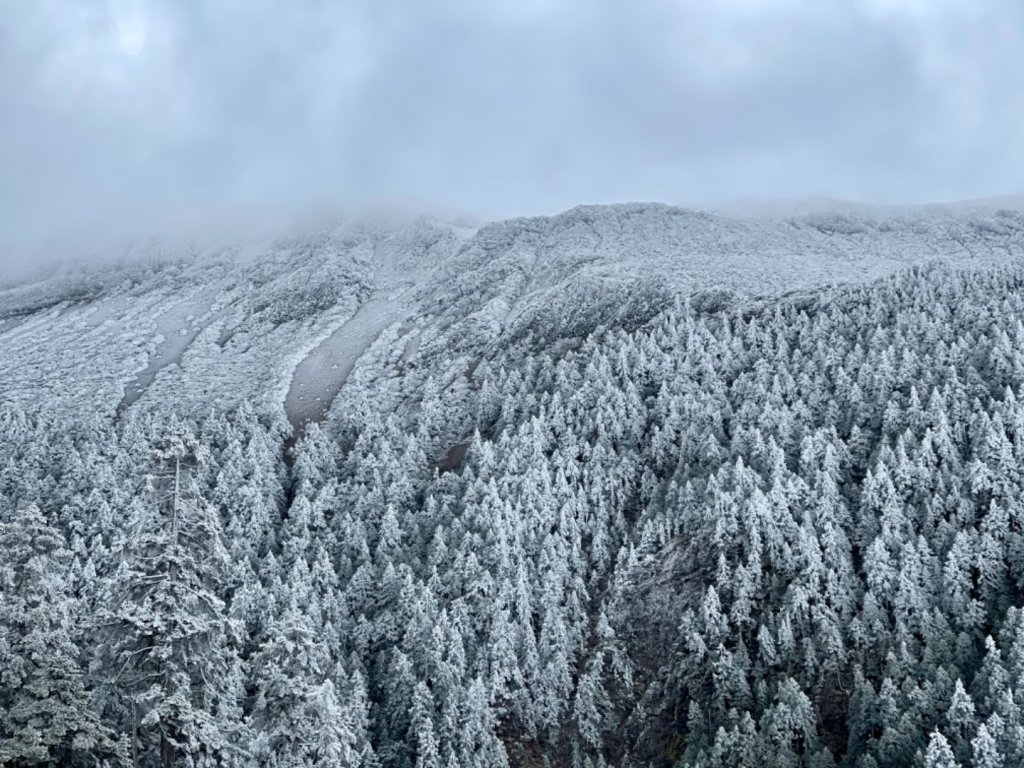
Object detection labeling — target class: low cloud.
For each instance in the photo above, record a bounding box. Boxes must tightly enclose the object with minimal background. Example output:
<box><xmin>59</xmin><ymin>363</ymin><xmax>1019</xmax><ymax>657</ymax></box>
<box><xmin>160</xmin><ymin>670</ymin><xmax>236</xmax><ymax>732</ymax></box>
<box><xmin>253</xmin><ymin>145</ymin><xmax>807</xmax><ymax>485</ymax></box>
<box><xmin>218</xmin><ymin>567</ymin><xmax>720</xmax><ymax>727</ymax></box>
<box><xmin>2</xmin><ymin>0</ymin><xmax>1022</xmax><ymax>267</ymax></box>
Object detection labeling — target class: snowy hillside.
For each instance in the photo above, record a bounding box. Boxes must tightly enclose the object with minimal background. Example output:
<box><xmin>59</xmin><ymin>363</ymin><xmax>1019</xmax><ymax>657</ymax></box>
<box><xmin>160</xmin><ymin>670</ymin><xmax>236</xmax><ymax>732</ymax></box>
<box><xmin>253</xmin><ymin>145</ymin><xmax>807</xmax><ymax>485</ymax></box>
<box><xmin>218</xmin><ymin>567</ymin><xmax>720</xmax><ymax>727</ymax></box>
<box><xmin>3</xmin><ymin>202</ymin><xmax>1024</xmax><ymax>434</ymax></box>
<box><xmin>6</xmin><ymin>201</ymin><xmax>1024</xmax><ymax>767</ymax></box>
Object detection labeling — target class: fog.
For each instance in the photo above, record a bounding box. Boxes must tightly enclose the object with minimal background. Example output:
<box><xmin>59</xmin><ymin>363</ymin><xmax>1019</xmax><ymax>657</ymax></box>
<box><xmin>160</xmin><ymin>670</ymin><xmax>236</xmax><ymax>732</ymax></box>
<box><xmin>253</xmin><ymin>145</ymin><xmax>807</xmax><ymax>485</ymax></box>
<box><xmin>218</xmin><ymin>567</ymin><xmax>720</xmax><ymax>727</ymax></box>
<box><xmin>2</xmin><ymin>0</ymin><xmax>1023</xmax><ymax>270</ymax></box>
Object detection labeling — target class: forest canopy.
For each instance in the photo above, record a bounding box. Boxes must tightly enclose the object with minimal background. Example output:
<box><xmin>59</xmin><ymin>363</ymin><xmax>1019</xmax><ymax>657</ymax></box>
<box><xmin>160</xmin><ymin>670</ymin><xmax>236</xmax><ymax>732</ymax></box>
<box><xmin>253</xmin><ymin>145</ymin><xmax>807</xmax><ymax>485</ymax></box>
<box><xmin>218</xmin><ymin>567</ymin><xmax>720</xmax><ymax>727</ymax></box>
<box><xmin>4</xmin><ymin>261</ymin><xmax>1024</xmax><ymax>766</ymax></box>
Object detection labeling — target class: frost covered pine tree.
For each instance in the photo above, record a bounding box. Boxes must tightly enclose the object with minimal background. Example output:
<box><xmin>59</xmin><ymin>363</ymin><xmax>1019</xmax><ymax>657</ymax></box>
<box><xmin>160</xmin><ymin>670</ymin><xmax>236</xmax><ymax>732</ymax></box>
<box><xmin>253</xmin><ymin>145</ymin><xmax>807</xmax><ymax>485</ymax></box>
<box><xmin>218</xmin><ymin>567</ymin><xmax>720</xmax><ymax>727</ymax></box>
<box><xmin>92</xmin><ymin>438</ymin><xmax>246</xmax><ymax>767</ymax></box>
<box><xmin>410</xmin><ymin>681</ymin><xmax>441</xmax><ymax>768</ymax></box>
<box><xmin>972</xmin><ymin>723</ymin><xmax>1004</xmax><ymax>768</ymax></box>
<box><xmin>925</xmin><ymin>731</ymin><xmax>960</xmax><ymax>768</ymax></box>
<box><xmin>0</xmin><ymin>505</ymin><xmax>126</xmax><ymax>767</ymax></box>
<box><xmin>248</xmin><ymin>598</ymin><xmax>364</xmax><ymax>767</ymax></box>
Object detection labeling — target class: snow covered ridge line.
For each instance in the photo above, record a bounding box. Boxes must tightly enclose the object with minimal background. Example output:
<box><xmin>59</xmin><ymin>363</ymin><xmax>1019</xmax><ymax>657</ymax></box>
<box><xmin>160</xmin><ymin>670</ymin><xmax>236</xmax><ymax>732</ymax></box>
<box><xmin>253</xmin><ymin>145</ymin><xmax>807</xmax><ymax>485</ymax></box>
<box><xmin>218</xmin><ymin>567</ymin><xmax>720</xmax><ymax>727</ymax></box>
<box><xmin>715</xmin><ymin>192</ymin><xmax>1024</xmax><ymax>219</ymax></box>
<box><xmin>2</xmin><ymin>201</ymin><xmax>1024</xmax><ymax>423</ymax></box>
<box><xmin>3</xmin><ymin>198</ymin><xmax>1023</xmax><ymax>309</ymax></box>
<box><xmin>4</xmin><ymin>197</ymin><xmax>1022</xmax><ymax>292</ymax></box>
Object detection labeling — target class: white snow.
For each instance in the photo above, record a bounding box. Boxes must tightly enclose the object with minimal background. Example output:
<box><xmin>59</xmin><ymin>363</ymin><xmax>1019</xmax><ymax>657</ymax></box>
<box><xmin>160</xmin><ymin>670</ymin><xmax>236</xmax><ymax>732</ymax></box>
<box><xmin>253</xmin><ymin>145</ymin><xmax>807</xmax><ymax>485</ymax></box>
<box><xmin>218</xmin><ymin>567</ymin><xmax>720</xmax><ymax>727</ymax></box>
<box><xmin>438</xmin><ymin>221</ymin><xmax>481</xmax><ymax>241</ymax></box>
<box><xmin>117</xmin><ymin>286</ymin><xmax>220</xmax><ymax>413</ymax></box>
<box><xmin>0</xmin><ymin>314</ymin><xmax>31</xmax><ymax>338</ymax></box>
<box><xmin>4</xmin><ymin>200</ymin><xmax>1024</xmax><ymax>424</ymax></box>
<box><xmin>284</xmin><ymin>291</ymin><xmax>411</xmax><ymax>435</ymax></box>
<box><xmin>399</xmin><ymin>326</ymin><xmax>423</xmax><ymax>365</ymax></box>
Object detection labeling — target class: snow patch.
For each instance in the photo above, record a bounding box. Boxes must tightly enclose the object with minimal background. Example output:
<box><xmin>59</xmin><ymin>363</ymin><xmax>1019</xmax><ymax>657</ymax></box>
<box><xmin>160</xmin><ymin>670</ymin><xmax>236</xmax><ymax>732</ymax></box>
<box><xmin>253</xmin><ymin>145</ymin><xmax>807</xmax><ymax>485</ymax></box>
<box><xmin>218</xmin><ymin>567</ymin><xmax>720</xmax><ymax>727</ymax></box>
<box><xmin>117</xmin><ymin>287</ymin><xmax>220</xmax><ymax>414</ymax></box>
<box><xmin>284</xmin><ymin>292</ymin><xmax>411</xmax><ymax>436</ymax></box>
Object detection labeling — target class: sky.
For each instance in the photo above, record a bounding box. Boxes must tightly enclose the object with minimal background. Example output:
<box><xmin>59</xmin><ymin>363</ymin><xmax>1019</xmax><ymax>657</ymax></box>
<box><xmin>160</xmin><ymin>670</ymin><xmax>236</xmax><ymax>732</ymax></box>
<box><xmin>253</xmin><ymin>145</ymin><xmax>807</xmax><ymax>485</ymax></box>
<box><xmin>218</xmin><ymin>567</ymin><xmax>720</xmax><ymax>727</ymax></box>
<box><xmin>2</xmin><ymin>0</ymin><xmax>1024</xmax><ymax>265</ymax></box>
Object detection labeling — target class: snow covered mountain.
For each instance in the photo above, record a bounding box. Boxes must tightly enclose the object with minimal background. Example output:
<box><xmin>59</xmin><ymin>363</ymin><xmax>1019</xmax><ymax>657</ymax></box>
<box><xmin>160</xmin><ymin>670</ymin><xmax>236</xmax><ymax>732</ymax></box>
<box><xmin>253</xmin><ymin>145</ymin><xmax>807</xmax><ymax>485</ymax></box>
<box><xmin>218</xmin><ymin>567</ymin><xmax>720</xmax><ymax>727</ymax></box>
<box><xmin>3</xmin><ymin>201</ymin><xmax>1024</xmax><ymax>436</ymax></box>
<box><xmin>6</xmin><ymin>200</ymin><xmax>1024</xmax><ymax>767</ymax></box>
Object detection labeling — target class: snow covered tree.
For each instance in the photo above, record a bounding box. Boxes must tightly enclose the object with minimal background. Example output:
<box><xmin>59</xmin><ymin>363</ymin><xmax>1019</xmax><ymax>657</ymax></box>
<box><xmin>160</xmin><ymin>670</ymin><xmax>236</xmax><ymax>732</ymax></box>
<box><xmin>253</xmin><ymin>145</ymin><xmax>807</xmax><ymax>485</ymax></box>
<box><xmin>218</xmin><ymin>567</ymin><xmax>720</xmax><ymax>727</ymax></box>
<box><xmin>924</xmin><ymin>731</ymin><xmax>959</xmax><ymax>768</ymax></box>
<box><xmin>946</xmin><ymin>679</ymin><xmax>977</xmax><ymax>764</ymax></box>
<box><xmin>248</xmin><ymin>599</ymin><xmax>363</xmax><ymax>767</ymax></box>
<box><xmin>411</xmin><ymin>681</ymin><xmax>441</xmax><ymax>768</ymax></box>
<box><xmin>972</xmin><ymin>723</ymin><xmax>1004</xmax><ymax>768</ymax></box>
<box><xmin>93</xmin><ymin>442</ymin><xmax>246</xmax><ymax>767</ymax></box>
<box><xmin>0</xmin><ymin>505</ymin><xmax>126</xmax><ymax>766</ymax></box>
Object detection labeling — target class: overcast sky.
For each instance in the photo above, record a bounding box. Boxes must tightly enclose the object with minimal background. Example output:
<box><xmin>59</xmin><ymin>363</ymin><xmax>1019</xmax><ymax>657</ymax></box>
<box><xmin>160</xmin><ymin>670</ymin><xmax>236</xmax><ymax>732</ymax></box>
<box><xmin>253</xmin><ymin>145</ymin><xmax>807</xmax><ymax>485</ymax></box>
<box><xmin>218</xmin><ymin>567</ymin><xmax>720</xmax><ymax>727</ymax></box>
<box><xmin>2</xmin><ymin>0</ymin><xmax>1023</xmax><ymax>262</ymax></box>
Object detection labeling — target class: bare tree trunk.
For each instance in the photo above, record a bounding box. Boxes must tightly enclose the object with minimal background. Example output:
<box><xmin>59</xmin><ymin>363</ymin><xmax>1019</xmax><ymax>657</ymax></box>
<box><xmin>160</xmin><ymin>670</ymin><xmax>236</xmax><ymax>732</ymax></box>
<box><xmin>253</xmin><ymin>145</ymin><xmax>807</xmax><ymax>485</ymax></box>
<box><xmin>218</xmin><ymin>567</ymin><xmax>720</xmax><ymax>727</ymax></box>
<box><xmin>172</xmin><ymin>456</ymin><xmax>181</xmax><ymax>543</ymax></box>
<box><xmin>158</xmin><ymin>458</ymin><xmax>182</xmax><ymax>768</ymax></box>
<box><xmin>131</xmin><ymin>697</ymin><xmax>140</xmax><ymax>768</ymax></box>
<box><xmin>161</xmin><ymin>732</ymin><xmax>174</xmax><ymax>768</ymax></box>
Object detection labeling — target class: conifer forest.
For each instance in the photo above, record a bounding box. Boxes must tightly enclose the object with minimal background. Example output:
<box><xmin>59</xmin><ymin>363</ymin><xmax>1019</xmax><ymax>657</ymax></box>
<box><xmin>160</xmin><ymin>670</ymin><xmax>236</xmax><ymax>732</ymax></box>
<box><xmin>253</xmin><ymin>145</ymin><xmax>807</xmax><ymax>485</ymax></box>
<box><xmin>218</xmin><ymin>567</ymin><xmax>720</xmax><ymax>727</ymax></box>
<box><xmin>6</xmin><ymin>203</ymin><xmax>1024</xmax><ymax>768</ymax></box>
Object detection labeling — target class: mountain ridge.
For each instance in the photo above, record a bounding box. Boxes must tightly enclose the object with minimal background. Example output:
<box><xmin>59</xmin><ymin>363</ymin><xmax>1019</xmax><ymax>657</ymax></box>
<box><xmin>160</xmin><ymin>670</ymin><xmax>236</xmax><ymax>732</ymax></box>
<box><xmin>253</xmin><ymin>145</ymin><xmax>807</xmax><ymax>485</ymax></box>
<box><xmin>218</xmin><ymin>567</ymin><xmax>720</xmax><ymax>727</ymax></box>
<box><xmin>4</xmin><ymin>200</ymin><xmax>1024</xmax><ymax>432</ymax></box>
<box><xmin>7</xmin><ymin>199</ymin><xmax>1024</xmax><ymax>766</ymax></box>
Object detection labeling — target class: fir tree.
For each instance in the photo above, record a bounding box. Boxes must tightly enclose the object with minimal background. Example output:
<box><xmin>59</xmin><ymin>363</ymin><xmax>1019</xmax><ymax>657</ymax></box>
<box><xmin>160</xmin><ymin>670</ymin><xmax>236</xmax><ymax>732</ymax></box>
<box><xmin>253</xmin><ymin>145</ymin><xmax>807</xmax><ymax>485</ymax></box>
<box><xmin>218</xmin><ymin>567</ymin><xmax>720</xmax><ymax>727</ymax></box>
<box><xmin>93</xmin><ymin>443</ymin><xmax>246</xmax><ymax>767</ymax></box>
<box><xmin>0</xmin><ymin>505</ymin><xmax>126</xmax><ymax>767</ymax></box>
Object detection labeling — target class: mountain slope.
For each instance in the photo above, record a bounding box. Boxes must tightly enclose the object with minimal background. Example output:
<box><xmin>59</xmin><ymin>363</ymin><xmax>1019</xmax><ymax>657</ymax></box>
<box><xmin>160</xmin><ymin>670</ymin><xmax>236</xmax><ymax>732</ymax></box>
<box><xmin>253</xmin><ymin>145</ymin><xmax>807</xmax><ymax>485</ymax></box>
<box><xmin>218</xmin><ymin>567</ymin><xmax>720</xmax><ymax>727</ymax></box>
<box><xmin>3</xmin><ymin>202</ymin><xmax>1024</xmax><ymax>432</ymax></box>
<box><xmin>5</xmin><ymin>201</ymin><xmax>1024</xmax><ymax>767</ymax></box>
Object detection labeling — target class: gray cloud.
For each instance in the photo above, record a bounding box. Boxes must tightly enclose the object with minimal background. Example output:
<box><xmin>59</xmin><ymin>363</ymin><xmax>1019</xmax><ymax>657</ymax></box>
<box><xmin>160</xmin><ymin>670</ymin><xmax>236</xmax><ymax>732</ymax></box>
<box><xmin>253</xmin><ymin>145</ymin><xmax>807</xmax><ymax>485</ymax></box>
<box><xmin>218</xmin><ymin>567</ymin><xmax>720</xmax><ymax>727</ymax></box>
<box><xmin>2</xmin><ymin>0</ymin><xmax>1023</xmax><ymax>266</ymax></box>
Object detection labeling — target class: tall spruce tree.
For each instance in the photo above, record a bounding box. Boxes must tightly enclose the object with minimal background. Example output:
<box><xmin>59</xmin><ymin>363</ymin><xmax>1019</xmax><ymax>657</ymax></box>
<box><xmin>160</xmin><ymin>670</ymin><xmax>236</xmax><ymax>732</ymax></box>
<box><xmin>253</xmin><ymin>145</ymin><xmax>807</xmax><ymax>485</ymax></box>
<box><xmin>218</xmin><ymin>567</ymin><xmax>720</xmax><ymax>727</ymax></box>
<box><xmin>0</xmin><ymin>505</ymin><xmax>126</xmax><ymax>767</ymax></box>
<box><xmin>92</xmin><ymin>437</ymin><xmax>246</xmax><ymax>767</ymax></box>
